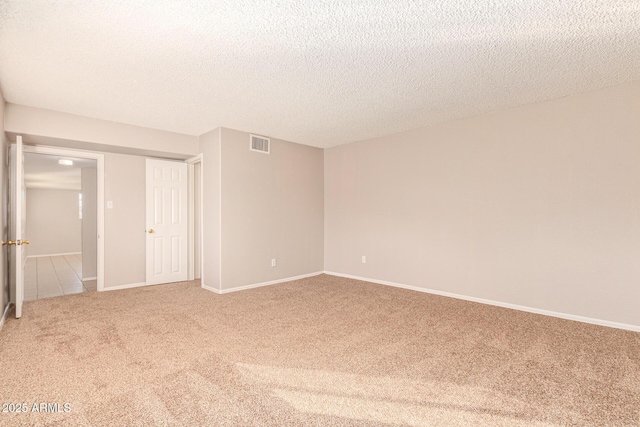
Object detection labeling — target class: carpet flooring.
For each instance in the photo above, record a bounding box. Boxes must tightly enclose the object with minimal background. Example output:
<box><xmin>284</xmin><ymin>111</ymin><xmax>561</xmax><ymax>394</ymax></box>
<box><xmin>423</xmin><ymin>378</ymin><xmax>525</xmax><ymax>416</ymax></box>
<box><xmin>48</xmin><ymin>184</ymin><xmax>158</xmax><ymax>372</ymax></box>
<box><xmin>0</xmin><ymin>274</ymin><xmax>638</xmax><ymax>426</ymax></box>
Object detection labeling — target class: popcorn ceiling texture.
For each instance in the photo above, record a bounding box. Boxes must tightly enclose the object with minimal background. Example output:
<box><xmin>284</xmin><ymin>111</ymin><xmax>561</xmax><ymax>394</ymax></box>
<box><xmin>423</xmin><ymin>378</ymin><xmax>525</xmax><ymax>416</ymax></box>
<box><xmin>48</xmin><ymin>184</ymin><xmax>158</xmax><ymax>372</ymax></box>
<box><xmin>0</xmin><ymin>1</ymin><xmax>639</xmax><ymax>148</ymax></box>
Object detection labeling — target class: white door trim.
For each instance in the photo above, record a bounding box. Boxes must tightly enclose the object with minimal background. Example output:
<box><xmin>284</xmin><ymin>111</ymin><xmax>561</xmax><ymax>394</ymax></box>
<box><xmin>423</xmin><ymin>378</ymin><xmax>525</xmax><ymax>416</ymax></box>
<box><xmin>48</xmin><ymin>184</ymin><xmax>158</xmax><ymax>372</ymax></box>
<box><xmin>9</xmin><ymin>136</ymin><xmax>25</xmax><ymax>318</ymax></box>
<box><xmin>23</xmin><ymin>145</ymin><xmax>106</xmax><ymax>292</ymax></box>
<box><xmin>185</xmin><ymin>154</ymin><xmax>204</xmax><ymax>283</ymax></box>
<box><xmin>185</xmin><ymin>155</ymin><xmax>203</xmax><ymax>164</ymax></box>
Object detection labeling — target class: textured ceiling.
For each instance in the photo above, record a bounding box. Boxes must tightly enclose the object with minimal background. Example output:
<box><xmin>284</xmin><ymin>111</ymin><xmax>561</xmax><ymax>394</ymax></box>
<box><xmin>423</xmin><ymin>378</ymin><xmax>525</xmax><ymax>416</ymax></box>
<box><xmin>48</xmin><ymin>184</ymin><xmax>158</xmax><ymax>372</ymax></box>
<box><xmin>24</xmin><ymin>153</ymin><xmax>96</xmax><ymax>190</ymax></box>
<box><xmin>1</xmin><ymin>1</ymin><xmax>639</xmax><ymax>148</ymax></box>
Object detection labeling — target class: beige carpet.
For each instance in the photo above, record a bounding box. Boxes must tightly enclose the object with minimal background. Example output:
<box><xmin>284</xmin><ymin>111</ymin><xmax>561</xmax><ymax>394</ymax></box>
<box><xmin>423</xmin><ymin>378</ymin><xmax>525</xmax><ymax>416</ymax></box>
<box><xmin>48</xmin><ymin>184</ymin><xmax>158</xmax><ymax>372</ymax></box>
<box><xmin>0</xmin><ymin>274</ymin><xmax>638</xmax><ymax>426</ymax></box>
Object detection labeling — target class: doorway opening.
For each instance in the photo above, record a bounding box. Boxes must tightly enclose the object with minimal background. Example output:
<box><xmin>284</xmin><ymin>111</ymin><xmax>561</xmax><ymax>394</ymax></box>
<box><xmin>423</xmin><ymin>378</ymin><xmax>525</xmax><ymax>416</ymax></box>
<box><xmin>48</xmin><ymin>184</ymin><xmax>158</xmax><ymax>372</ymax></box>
<box><xmin>22</xmin><ymin>152</ymin><xmax>98</xmax><ymax>300</ymax></box>
<box><xmin>21</xmin><ymin>145</ymin><xmax>105</xmax><ymax>296</ymax></box>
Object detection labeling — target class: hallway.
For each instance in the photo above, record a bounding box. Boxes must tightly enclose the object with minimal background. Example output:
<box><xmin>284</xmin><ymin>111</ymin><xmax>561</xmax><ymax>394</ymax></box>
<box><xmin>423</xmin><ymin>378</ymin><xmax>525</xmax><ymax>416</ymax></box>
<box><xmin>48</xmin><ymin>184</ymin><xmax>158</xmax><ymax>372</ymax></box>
<box><xmin>24</xmin><ymin>254</ymin><xmax>97</xmax><ymax>301</ymax></box>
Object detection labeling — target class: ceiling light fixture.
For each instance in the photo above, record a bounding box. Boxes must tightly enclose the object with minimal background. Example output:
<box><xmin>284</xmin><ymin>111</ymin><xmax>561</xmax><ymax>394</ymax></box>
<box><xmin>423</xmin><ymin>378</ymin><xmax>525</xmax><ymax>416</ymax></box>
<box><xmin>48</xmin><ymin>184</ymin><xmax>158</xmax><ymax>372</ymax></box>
<box><xmin>58</xmin><ymin>159</ymin><xmax>73</xmax><ymax>166</ymax></box>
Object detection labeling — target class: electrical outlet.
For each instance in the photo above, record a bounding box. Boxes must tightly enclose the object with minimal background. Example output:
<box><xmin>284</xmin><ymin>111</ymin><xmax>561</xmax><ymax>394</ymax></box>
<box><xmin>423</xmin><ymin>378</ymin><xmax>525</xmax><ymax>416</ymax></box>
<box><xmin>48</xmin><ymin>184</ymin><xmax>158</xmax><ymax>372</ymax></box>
<box><xmin>271</xmin><ymin>259</ymin><xmax>277</xmax><ymax>267</ymax></box>
<box><xmin>362</xmin><ymin>255</ymin><xmax>366</xmax><ymax>264</ymax></box>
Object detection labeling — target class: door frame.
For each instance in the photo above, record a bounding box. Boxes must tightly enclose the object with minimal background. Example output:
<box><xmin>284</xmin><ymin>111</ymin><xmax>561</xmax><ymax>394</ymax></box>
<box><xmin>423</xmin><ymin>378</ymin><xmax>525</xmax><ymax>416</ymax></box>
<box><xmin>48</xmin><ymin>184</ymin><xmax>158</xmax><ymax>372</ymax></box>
<box><xmin>9</xmin><ymin>136</ymin><xmax>25</xmax><ymax>317</ymax></box>
<box><xmin>23</xmin><ymin>145</ymin><xmax>106</xmax><ymax>292</ymax></box>
<box><xmin>186</xmin><ymin>154</ymin><xmax>203</xmax><ymax>283</ymax></box>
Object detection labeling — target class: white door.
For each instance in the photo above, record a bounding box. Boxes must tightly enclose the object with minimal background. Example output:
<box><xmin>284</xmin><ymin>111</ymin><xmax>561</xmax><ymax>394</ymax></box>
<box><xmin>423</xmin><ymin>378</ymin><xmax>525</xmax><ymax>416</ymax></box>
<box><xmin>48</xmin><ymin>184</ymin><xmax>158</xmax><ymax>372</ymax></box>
<box><xmin>146</xmin><ymin>159</ymin><xmax>188</xmax><ymax>285</ymax></box>
<box><xmin>9</xmin><ymin>136</ymin><xmax>28</xmax><ymax>318</ymax></box>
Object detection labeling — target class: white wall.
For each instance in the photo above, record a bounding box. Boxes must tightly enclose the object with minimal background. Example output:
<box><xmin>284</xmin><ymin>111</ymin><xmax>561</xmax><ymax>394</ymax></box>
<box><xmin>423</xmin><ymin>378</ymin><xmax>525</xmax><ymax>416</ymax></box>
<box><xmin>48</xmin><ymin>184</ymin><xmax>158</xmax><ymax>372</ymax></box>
<box><xmin>81</xmin><ymin>167</ymin><xmax>97</xmax><ymax>279</ymax></box>
<box><xmin>220</xmin><ymin>128</ymin><xmax>324</xmax><ymax>290</ymax></box>
<box><xmin>325</xmin><ymin>81</ymin><xmax>640</xmax><ymax>328</ymax></box>
<box><xmin>26</xmin><ymin>189</ymin><xmax>81</xmax><ymax>256</ymax></box>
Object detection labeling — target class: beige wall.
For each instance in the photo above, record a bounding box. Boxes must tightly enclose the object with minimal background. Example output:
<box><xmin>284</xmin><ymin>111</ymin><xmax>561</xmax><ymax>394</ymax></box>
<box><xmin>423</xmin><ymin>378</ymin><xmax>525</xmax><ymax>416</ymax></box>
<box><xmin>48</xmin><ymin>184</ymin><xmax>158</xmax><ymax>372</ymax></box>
<box><xmin>5</xmin><ymin>74</ymin><xmax>635</xmax><ymax>329</ymax></box>
<box><xmin>2</xmin><ymin>102</ymin><xmax>191</xmax><ymax>288</ymax></box>
<box><xmin>4</xmin><ymin>104</ymin><xmax>198</xmax><ymax>158</ymax></box>
<box><xmin>198</xmin><ymin>128</ymin><xmax>221</xmax><ymax>290</ymax></box>
<box><xmin>26</xmin><ymin>189</ymin><xmax>81</xmax><ymax>256</ymax></box>
<box><xmin>221</xmin><ymin>128</ymin><xmax>323</xmax><ymax>289</ymax></box>
<box><xmin>81</xmin><ymin>167</ymin><xmax>98</xmax><ymax>279</ymax></box>
<box><xmin>24</xmin><ymin>151</ymin><xmax>167</xmax><ymax>289</ymax></box>
<box><xmin>104</xmin><ymin>153</ymin><xmax>146</xmax><ymax>288</ymax></box>
<box><xmin>325</xmin><ymin>81</ymin><xmax>640</xmax><ymax>327</ymax></box>
<box><xmin>0</xmin><ymin>90</ymin><xmax>8</xmax><ymax>316</ymax></box>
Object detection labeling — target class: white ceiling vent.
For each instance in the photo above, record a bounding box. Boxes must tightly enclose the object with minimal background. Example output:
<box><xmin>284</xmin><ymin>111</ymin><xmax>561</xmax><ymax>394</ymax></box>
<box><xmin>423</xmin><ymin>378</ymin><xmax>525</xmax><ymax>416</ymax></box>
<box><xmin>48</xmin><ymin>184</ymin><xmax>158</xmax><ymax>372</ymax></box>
<box><xmin>250</xmin><ymin>134</ymin><xmax>270</xmax><ymax>154</ymax></box>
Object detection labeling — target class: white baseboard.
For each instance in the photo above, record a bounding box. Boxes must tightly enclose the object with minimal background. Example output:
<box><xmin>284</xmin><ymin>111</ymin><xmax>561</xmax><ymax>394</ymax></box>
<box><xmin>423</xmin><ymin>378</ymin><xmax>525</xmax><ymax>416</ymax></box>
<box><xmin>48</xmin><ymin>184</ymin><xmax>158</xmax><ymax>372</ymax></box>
<box><xmin>201</xmin><ymin>284</ymin><xmax>221</xmax><ymax>294</ymax></box>
<box><xmin>27</xmin><ymin>252</ymin><xmax>82</xmax><ymax>259</ymax></box>
<box><xmin>82</xmin><ymin>276</ymin><xmax>97</xmax><ymax>281</ymax></box>
<box><xmin>0</xmin><ymin>303</ymin><xmax>12</xmax><ymax>333</ymax></box>
<box><xmin>102</xmin><ymin>282</ymin><xmax>146</xmax><ymax>292</ymax></box>
<box><xmin>209</xmin><ymin>271</ymin><xmax>324</xmax><ymax>295</ymax></box>
<box><xmin>324</xmin><ymin>271</ymin><xmax>640</xmax><ymax>333</ymax></box>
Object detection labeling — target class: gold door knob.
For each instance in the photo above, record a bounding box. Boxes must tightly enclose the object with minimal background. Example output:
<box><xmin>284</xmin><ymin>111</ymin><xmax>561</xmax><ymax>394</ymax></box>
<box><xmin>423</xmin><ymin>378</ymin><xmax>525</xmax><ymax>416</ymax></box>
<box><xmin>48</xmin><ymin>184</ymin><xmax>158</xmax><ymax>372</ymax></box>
<box><xmin>7</xmin><ymin>241</ymin><xmax>16</xmax><ymax>246</ymax></box>
<box><xmin>147</xmin><ymin>229</ymin><xmax>155</xmax><ymax>233</ymax></box>
<box><xmin>1</xmin><ymin>241</ymin><xmax>5</xmax><ymax>246</ymax></box>
<box><xmin>22</xmin><ymin>240</ymin><xmax>30</xmax><ymax>245</ymax></box>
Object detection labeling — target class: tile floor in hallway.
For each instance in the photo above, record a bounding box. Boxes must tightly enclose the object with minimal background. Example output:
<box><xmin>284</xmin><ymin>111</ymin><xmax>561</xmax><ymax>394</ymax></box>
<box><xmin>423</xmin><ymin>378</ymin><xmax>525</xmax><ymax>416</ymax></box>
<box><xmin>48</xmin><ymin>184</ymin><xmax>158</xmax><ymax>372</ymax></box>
<box><xmin>24</xmin><ymin>254</ymin><xmax>98</xmax><ymax>301</ymax></box>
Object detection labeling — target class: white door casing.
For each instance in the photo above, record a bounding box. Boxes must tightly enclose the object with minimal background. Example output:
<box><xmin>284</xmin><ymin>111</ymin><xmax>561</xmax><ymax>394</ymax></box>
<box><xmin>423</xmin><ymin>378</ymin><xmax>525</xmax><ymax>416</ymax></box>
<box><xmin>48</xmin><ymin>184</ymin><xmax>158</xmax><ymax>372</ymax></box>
<box><xmin>9</xmin><ymin>136</ymin><xmax>27</xmax><ymax>318</ymax></box>
<box><xmin>186</xmin><ymin>154</ymin><xmax>203</xmax><ymax>282</ymax></box>
<box><xmin>146</xmin><ymin>159</ymin><xmax>188</xmax><ymax>285</ymax></box>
